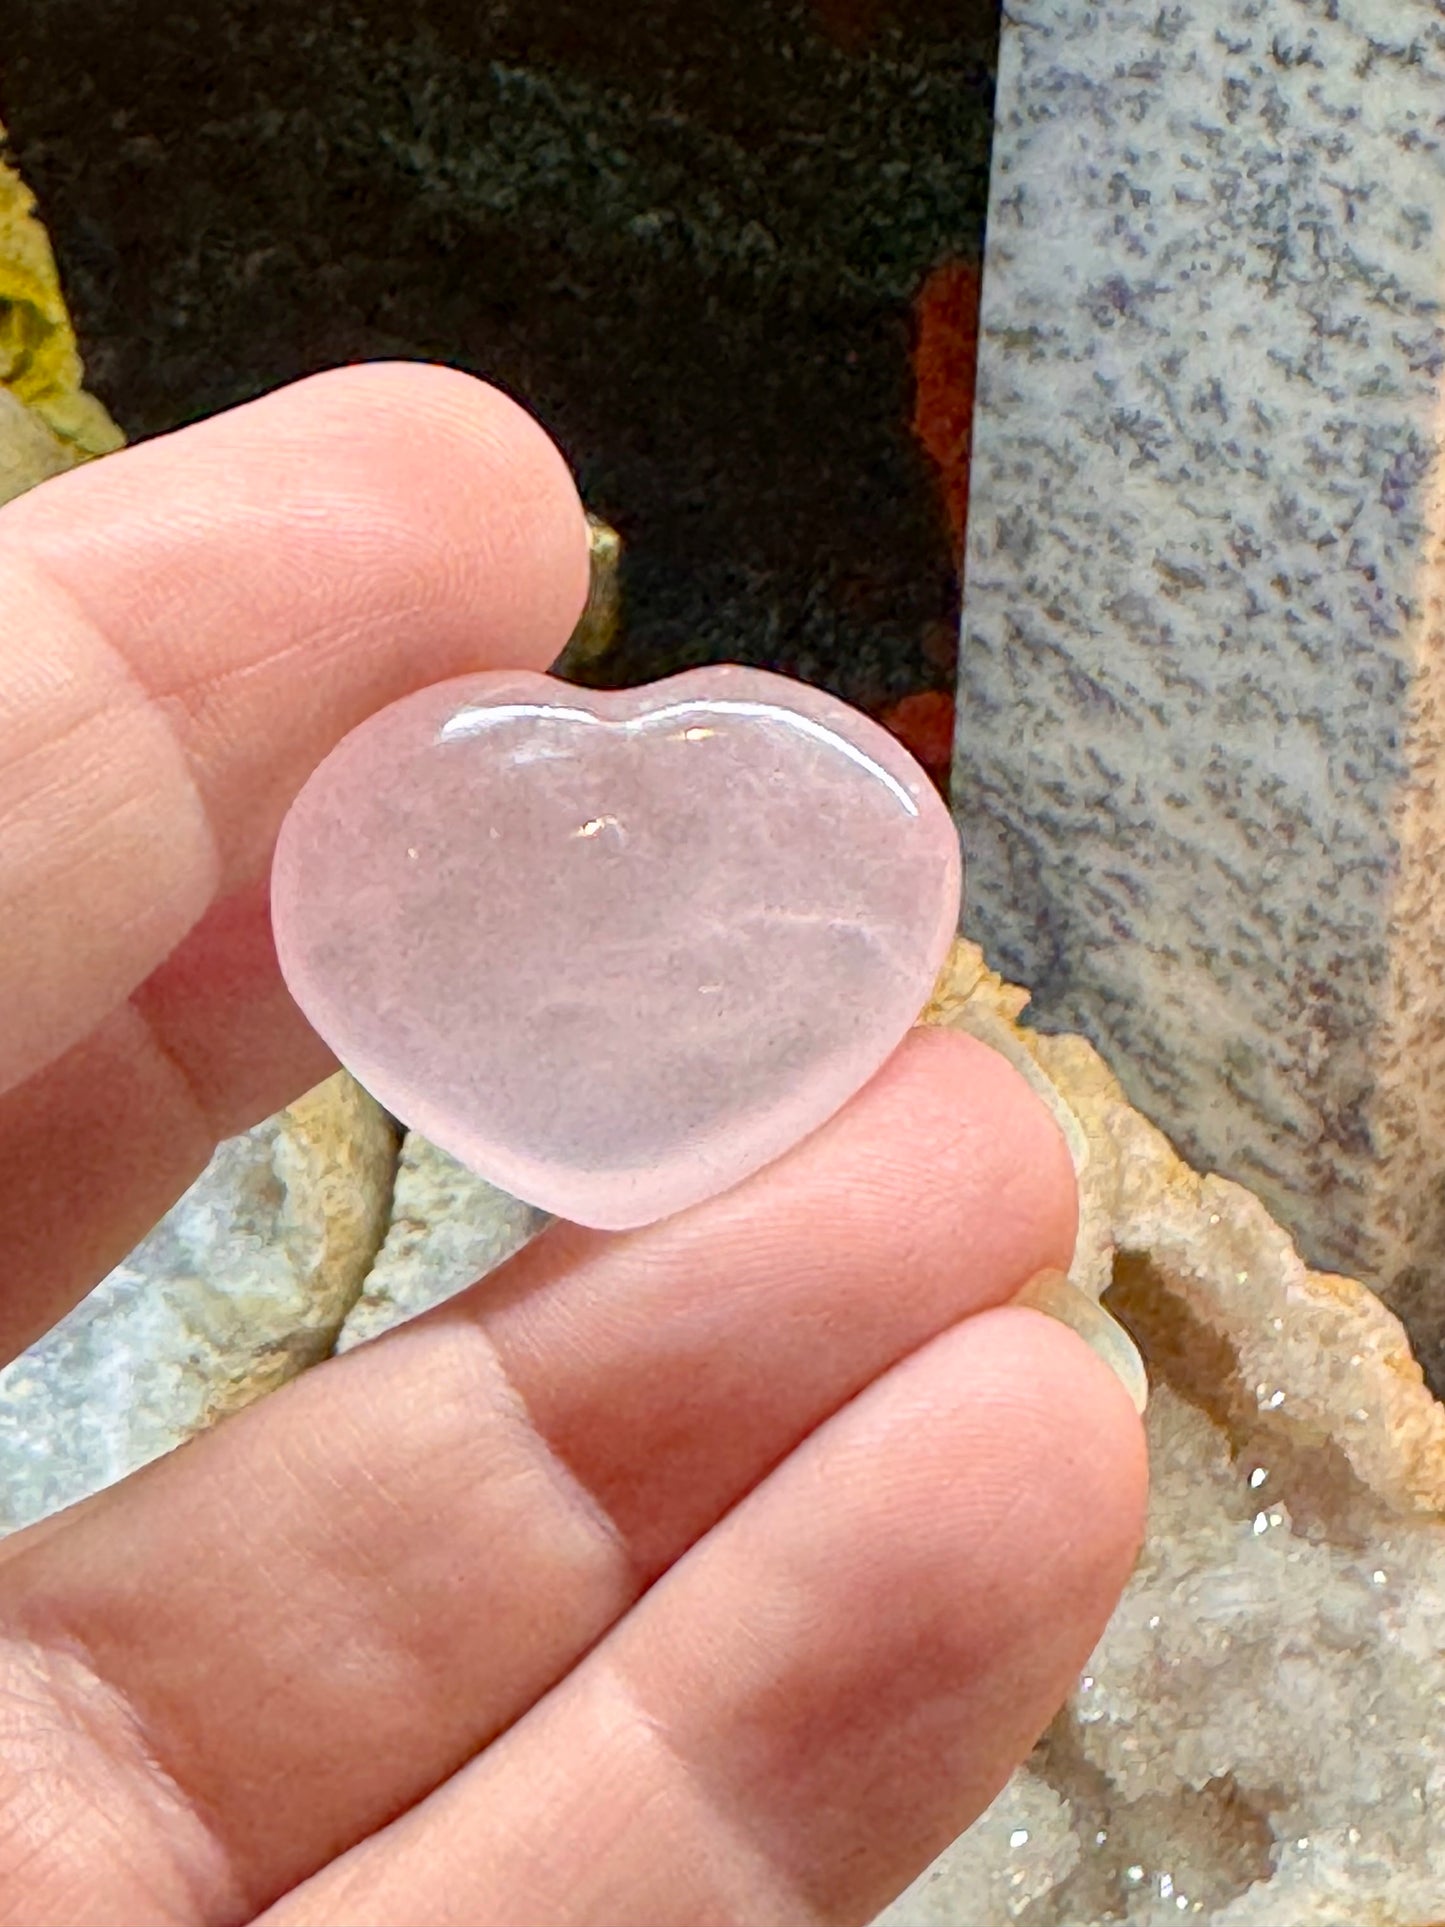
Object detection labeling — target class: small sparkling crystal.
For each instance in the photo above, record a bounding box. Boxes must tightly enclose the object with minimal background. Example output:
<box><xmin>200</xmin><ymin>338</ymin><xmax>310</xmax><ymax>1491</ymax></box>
<box><xmin>272</xmin><ymin>665</ymin><xmax>961</xmax><ymax>1228</ymax></box>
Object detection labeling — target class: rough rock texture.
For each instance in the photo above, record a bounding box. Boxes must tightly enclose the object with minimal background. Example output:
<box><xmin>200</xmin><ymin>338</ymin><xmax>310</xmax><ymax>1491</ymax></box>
<box><xmin>0</xmin><ymin>130</ymin><xmax>122</xmax><ymax>482</ymax></box>
<box><xmin>0</xmin><ymin>1076</ymin><xmax>396</xmax><ymax>1535</ymax></box>
<box><xmin>881</xmin><ymin>945</ymin><xmax>1445</xmax><ymax>1927</ymax></box>
<box><xmin>337</xmin><ymin>1132</ymin><xmax>545</xmax><ymax>1352</ymax></box>
<box><xmin>954</xmin><ymin>0</ymin><xmax>1445</xmax><ymax>1384</ymax></box>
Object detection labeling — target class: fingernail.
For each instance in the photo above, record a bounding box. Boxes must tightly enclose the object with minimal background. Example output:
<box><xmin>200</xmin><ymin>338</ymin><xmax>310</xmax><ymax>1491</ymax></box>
<box><xmin>1013</xmin><ymin>1269</ymin><xmax>1148</xmax><ymax>1415</ymax></box>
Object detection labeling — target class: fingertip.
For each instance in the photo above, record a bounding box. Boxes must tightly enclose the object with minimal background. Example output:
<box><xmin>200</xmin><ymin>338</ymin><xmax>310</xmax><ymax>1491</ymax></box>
<box><xmin>213</xmin><ymin>360</ymin><xmax>594</xmax><ymax>663</ymax></box>
<box><xmin>827</xmin><ymin>1306</ymin><xmax>1146</xmax><ymax>1630</ymax></box>
<box><xmin>972</xmin><ymin>1304</ymin><xmax>1150</xmax><ymax>1587</ymax></box>
<box><xmin>311</xmin><ymin>359</ymin><xmax>563</xmax><ymax>464</ymax></box>
<box><xmin>282</xmin><ymin>360</ymin><xmax>595</xmax><ymax>661</ymax></box>
<box><xmin>789</xmin><ymin>1307</ymin><xmax>1146</xmax><ymax>1913</ymax></box>
<box><xmin>882</xmin><ymin>1026</ymin><xmax>1080</xmax><ymax>1288</ymax></box>
<box><xmin>3</xmin><ymin>361</ymin><xmax>595</xmax><ymax>902</ymax></box>
<box><xmin>259</xmin><ymin>361</ymin><xmax>589</xmax><ymax>558</ymax></box>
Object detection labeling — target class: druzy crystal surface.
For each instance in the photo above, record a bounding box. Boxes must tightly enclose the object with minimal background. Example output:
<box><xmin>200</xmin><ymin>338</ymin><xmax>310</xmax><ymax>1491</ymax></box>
<box><xmin>271</xmin><ymin>666</ymin><xmax>961</xmax><ymax>1227</ymax></box>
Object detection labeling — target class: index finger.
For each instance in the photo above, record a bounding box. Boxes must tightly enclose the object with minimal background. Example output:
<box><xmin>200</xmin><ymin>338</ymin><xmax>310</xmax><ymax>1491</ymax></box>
<box><xmin>0</xmin><ymin>361</ymin><xmax>589</xmax><ymax>1098</ymax></box>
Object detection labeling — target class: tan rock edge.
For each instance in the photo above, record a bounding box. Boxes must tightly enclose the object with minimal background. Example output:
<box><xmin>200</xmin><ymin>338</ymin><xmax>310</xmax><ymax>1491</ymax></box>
<box><xmin>924</xmin><ymin>942</ymin><xmax>1445</xmax><ymax>1519</ymax></box>
<box><xmin>336</xmin><ymin>1129</ymin><xmax>545</xmax><ymax>1353</ymax></box>
<box><xmin>196</xmin><ymin>1073</ymin><xmax>399</xmax><ymax>1426</ymax></box>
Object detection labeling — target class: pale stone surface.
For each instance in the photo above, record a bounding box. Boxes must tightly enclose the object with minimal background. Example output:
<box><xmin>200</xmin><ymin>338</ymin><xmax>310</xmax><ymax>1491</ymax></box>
<box><xmin>955</xmin><ymin>0</ymin><xmax>1445</xmax><ymax>1381</ymax></box>
<box><xmin>0</xmin><ymin>387</ymin><xmax>74</xmax><ymax>505</ymax></box>
<box><xmin>0</xmin><ymin>1076</ymin><xmax>395</xmax><ymax>1535</ymax></box>
<box><xmin>336</xmin><ymin>1131</ymin><xmax>545</xmax><ymax>1352</ymax></box>
<box><xmin>273</xmin><ymin>665</ymin><xmax>961</xmax><ymax>1228</ymax></box>
<box><xmin>882</xmin><ymin>945</ymin><xmax>1445</xmax><ymax>1927</ymax></box>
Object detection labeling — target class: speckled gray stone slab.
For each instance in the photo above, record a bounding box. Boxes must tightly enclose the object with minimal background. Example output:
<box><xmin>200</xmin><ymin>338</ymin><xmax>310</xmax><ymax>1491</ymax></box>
<box><xmin>957</xmin><ymin>0</ymin><xmax>1445</xmax><ymax>1376</ymax></box>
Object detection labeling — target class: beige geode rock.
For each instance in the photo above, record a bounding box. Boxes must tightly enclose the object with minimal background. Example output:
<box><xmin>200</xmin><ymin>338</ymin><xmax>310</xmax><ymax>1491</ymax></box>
<box><xmin>925</xmin><ymin>944</ymin><xmax>1445</xmax><ymax>1518</ymax></box>
<box><xmin>882</xmin><ymin>945</ymin><xmax>1445</xmax><ymax>1926</ymax></box>
<box><xmin>336</xmin><ymin>1130</ymin><xmax>546</xmax><ymax>1351</ymax></box>
<box><xmin>0</xmin><ymin>1075</ymin><xmax>396</xmax><ymax>1535</ymax></box>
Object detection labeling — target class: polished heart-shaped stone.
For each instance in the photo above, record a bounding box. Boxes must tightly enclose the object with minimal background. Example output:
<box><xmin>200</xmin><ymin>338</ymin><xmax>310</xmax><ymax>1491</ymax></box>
<box><xmin>271</xmin><ymin>665</ymin><xmax>962</xmax><ymax>1228</ymax></box>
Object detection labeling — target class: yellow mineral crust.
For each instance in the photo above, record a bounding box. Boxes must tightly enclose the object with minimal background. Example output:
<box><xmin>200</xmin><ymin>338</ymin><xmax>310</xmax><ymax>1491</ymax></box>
<box><xmin>0</xmin><ymin>130</ymin><xmax>122</xmax><ymax>465</ymax></box>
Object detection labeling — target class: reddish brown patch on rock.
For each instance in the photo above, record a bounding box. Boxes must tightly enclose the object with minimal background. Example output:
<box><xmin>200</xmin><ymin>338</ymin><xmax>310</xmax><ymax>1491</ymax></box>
<box><xmin>880</xmin><ymin>688</ymin><xmax>955</xmax><ymax>800</ymax></box>
<box><xmin>911</xmin><ymin>258</ymin><xmax>981</xmax><ymax>564</ymax></box>
<box><xmin>806</xmin><ymin>0</ymin><xmax>888</xmax><ymax>48</ymax></box>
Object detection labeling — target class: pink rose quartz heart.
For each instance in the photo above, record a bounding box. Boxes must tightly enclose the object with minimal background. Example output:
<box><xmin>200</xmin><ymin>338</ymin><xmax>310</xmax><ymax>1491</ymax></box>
<box><xmin>271</xmin><ymin>665</ymin><xmax>962</xmax><ymax>1228</ymax></box>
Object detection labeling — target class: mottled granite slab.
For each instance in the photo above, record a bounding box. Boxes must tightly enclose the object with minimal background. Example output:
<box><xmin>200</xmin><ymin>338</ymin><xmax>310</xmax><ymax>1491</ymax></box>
<box><xmin>957</xmin><ymin>0</ymin><xmax>1445</xmax><ymax>1377</ymax></box>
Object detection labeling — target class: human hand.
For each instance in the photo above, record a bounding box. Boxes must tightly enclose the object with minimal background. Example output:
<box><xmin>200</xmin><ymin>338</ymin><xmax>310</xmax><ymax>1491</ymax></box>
<box><xmin>0</xmin><ymin>364</ymin><xmax>1146</xmax><ymax>1926</ymax></box>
